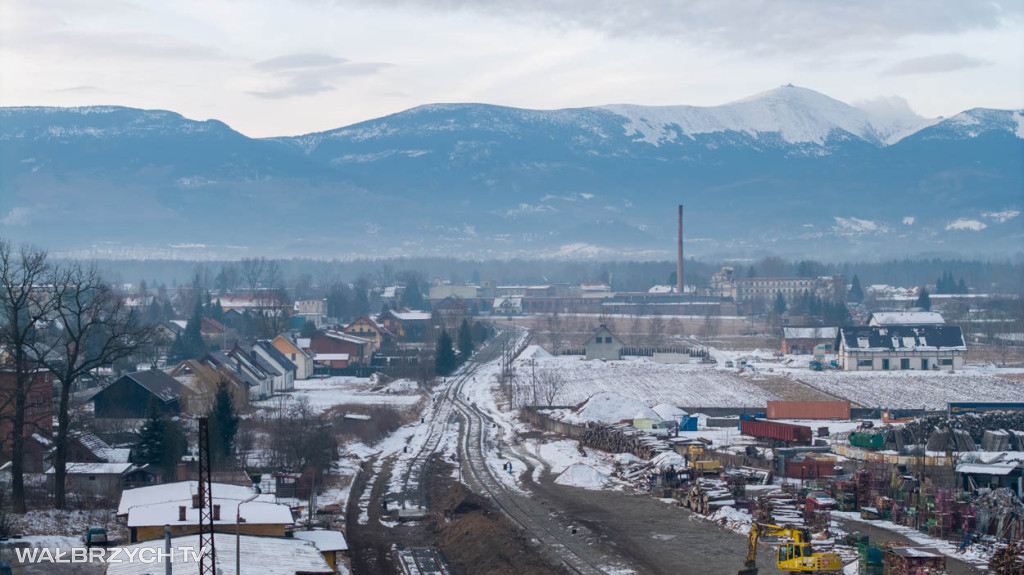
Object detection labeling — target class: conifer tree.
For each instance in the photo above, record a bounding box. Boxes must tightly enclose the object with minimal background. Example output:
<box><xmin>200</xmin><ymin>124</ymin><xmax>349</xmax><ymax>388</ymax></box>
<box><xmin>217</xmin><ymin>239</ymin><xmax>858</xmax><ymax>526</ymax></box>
<box><xmin>208</xmin><ymin>382</ymin><xmax>239</xmax><ymax>468</ymax></box>
<box><xmin>848</xmin><ymin>275</ymin><xmax>864</xmax><ymax>303</ymax></box>
<box><xmin>434</xmin><ymin>330</ymin><xmax>457</xmax><ymax>376</ymax></box>
<box><xmin>915</xmin><ymin>288</ymin><xmax>932</xmax><ymax>311</ymax></box>
<box><xmin>457</xmin><ymin>319</ymin><xmax>474</xmax><ymax>362</ymax></box>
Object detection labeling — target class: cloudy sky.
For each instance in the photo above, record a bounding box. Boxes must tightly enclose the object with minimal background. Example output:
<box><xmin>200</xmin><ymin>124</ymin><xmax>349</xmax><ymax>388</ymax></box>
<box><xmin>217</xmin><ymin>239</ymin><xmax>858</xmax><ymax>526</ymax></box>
<box><xmin>2</xmin><ymin>0</ymin><xmax>1022</xmax><ymax>137</ymax></box>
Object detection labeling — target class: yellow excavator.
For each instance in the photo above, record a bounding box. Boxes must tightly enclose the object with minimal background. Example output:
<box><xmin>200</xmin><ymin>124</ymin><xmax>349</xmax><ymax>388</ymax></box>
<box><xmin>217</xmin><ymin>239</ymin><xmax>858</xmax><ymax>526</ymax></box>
<box><xmin>684</xmin><ymin>444</ymin><xmax>723</xmax><ymax>475</ymax></box>
<box><xmin>738</xmin><ymin>523</ymin><xmax>843</xmax><ymax>575</ymax></box>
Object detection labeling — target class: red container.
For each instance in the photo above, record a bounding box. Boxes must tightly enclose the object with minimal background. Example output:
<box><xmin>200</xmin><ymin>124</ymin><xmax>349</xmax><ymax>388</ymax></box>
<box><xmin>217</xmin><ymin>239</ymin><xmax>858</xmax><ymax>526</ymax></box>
<box><xmin>786</xmin><ymin>459</ymin><xmax>838</xmax><ymax>479</ymax></box>
<box><xmin>767</xmin><ymin>401</ymin><xmax>850</xmax><ymax>420</ymax></box>
<box><xmin>740</xmin><ymin>419</ymin><xmax>812</xmax><ymax>445</ymax></box>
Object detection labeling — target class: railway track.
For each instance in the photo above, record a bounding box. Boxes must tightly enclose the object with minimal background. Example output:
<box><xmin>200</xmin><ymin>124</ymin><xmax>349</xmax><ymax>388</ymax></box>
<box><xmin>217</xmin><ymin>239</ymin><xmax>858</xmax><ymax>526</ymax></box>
<box><xmin>394</xmin><ymin>325</ymin><xmax>617</xmax><ymax>575</ymax></box>
<box><xmin>396</xmin><ymin>546</ymin><xmax>453</xmax><ymax>575</ymax></box>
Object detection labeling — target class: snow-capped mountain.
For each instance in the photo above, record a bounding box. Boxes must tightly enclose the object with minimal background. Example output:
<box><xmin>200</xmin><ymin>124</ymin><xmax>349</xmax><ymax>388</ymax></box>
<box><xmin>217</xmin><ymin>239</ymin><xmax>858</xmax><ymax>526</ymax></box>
<box><xmin>0</xmin><ymin>87</ymin><xmax>1020</xmax><ymax>260</ymax></box>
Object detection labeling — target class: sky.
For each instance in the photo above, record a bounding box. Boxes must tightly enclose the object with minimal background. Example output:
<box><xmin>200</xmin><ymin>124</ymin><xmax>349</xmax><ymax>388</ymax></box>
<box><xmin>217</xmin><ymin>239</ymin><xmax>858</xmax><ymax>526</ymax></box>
<box><xmin>1</xmin><ymin>0</ymin><xmax>1022</xmax><ymax>138</ymax></box>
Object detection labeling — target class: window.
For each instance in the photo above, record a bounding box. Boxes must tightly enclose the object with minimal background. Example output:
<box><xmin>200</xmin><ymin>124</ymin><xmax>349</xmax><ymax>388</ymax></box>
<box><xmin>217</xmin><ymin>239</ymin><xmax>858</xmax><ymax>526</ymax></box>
<box><xmin>900</xmin><ymin>358</ymin><xmax>910</xmax><ymax>370</ymax></box>
<box><xmin>940</xmin><ymin>359</ymin><xmax>953</xmax><ymax>366</ymax></box>
<box><xmin>89</xmin><ymin>476</ymin><xmax>96</xmax><ymax>481</ymax></box>
<box><xmin>882</xmin><ymin>359</ymin><xmax>889</xmax><ymax>370</ymax></box>
<box><xmin>857</xmin><ymin>360</ymin><xmax>873</xmax><ymax>367</ymax></box>
<box><xmin>921</xmin><ymin>359</ymin><xmax>928</xmax><ymax>370</ymax></box>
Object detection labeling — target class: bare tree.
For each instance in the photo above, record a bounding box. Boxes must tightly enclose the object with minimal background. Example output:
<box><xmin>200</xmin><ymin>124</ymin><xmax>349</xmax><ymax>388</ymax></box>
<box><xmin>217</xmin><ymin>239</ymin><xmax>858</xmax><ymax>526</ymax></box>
<box><xmin>30</xmin><ymin>263</ymin><xmax>156</xmax><ymax>508</ymax></box>
<box><xmin>536</xmin><ymin>369</ymin><xmax>565</xmax><ymax>406</ymax></box>
<box><xmin>0</xmin><ymin>241</ymin><xmax>52</xmax><ymax>513</ymax></box>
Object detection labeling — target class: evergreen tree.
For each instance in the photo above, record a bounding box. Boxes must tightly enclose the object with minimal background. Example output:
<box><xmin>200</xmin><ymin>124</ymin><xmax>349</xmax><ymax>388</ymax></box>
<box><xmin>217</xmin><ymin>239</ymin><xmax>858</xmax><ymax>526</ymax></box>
<box><xmin>208</xmin><ymin>382</ymin><xmax>239</xmax><ymax>468</ymax></box>
<box><xmin>774</xmin><ymin>292</ymin><xmax>787</xmax><ymax>315</ymax></box>
<box><xmin>915</xmin><ymin>288</ymin><xmax>932</xmax><ymax>311</ymax></box>
<box><xmin>401</xmin><ymin>277</ymin><xmax>424</xmax><ymax>310</ymax></box>
<box><xmin>848</xmin><ymin>275</ymin><xmax>864</xmax><ymax>303</ymax></box>
<box><xmin>132</xmin><ymin>400</ymin><xmax>167</xmax><ymax>468</ymax></box>
<box><xmin>957</xmin><ymin>278</ymin><xmax>968</xmax><ymax>294</ymax></box>
<box><xmin>182</xmin><ymin>292</ymin><xmax>208</xmax><ymax>360</ymax></box>
<box><xmin>434</xmin><ymin>330</ymin><xmax>457</xmax><ymax>376</ymax></box>
<box><xmin>203</xmin><ymin>296</ymin><xmax>224</xmax><ymax>322</ymax></box>
<box><xmin>300</xmin><ymin>319</ymin><xmax>316</xmax><ymax>338</ymax></box>
<box><xmin>131</xmin><ymin>399</ymin><xmax>185</xmax><ymax>480</ymax></box>
<box><xmin>457</xmin><ymin>319</ymin><xmax>474</xmax><ymax>362</ymax></box>
<box><xmin>168</xmin><ymin>332</ymin><xmax>187</xmax><ymax>364</ymax></box>
<box><xmin>471</xmin><ymin>321</ymin><xmax>489</xmax><ymax>344</ymax></box>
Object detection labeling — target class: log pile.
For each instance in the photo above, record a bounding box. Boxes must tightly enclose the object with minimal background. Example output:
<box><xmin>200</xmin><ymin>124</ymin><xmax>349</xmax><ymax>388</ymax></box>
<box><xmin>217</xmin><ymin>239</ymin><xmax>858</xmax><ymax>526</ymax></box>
<box><xmin>579</xmin><ymin>423</ymin><xmax>669</xmax><ymax>460</ymax></box>
<box><xmin>987</xmin><ymin>541</ymin><xmax>1024</xmax><ymax>575</ymax></box>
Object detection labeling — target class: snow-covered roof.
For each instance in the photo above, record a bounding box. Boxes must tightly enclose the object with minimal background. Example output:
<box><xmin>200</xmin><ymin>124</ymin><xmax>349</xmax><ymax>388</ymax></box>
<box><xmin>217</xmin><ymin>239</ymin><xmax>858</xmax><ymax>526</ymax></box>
<box><xmin>389</xmin><ymin>311</ymin><xmax>432</xmax><ymax>321</ymax></box>
<box><xmin>293</xmin><ymin>529</ymin><xmax>349</xmax><ymax>551</ymax></box>
<box><xmin>956</xmin><ymin>463</ymin><xmax>1019</xmax><ymax>476</ymax></box>
<box><xmin>321</xmin><ymin>330</ymin><xmax>373</xmax><ymax>345</ymax></box>
<box><xmin>782</xmin><ymin>326</ymin><xmax>838</xmax><ymax>340</ymax></box>
<box><xmin>118</xmin><ymin>481</ymin><xmax>273</xmax><ymax>515</ymax></box>
<box><xmin>868</xmin><ymin>311</ymin><xmax>944</xmax><ymax>326</ymax></box>
<box><xmin>104</xmin><ymin>534</ymin><xmax>332</xmax><ymax>575</ymax></box>
<box><xmin>127</xmin><ymin>499</ymin><xmax>293</xmax><ymax>527</ymax></box>
<box><xmin>296</xmin><ymin>338</ymin><xmax>311</xmax><ymax>349</ymax></box>
<box><xmin>647</xmin><ymin>285</ymin><xmax>675</xmax><ymax>294</ymax></box>
<box><xmin>315</xmin><ymin>353</ymin><xmax>350</xmax><ymax>361</ymax></box>
<box><xmin>45</xmin><ymin>462</ymin><xmax>133</xmax><ymax>475</ymax></box>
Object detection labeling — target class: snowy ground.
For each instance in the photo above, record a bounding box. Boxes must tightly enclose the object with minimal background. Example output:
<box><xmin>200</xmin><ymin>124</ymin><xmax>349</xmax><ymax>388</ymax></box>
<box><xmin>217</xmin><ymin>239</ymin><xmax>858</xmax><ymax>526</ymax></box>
<box><xmin>711</xmin><ymin>349</ymin><xmax>1024</xmax><ymax>409</ymax></box>
<box><xmin>512</xmin><ymin>345</ymin><xmax>1024</xmax><ymax>412</ymax></box>
<box><xmin>512</xmin><ymin>350</ymin><xmax>778</xmax><ymax>407</ymax></box>
<box><xmin>255</xmin><ymin>375</ymin><xmax>423</xmax><ymax>413</ymax></box>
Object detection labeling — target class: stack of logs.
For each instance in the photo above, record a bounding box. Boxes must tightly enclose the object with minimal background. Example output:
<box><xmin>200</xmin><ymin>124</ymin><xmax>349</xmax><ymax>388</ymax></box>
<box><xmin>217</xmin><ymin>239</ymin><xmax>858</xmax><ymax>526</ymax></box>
<box><xmin>580</xmin><ymin>423</ymin><xmax>668</xmax><ymax>460</ymax></box>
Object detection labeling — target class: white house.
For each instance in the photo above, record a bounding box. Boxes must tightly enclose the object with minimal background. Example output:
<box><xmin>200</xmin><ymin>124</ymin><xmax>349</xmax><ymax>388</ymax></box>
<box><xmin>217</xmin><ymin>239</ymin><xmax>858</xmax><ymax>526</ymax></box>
<box><xmin>270</xmin><ymin>335</ymin><xmax>315</xmax><ymax>380</ymax></box>
<box><xmin>836</xmin><ymin>324</ymin><xmax>965</xmax><ymax>371</ymax></box>
<box><xmin>584</xmin><ymin>324</ymin><xmax>624</xmax><ymax>361</ymax></box>
<box><xmin>251</xmin><ymin>340</ymin><xmax>296</xmax><ymax>393</ymax></box>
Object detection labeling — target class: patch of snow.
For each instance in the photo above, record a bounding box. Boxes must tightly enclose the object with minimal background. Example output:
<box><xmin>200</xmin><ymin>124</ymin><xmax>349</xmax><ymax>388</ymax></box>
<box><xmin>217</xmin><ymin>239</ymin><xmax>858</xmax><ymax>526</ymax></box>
<box><xmin>554</xmin><ymin>463</ymin><xmax>609</xmax><ymax>489</ymax></box>
<box><xmin>832</xmin><ymin>216</ymin><xmax>888</xmax><ymax>237</ymax></box>
<box><xmin>603</xmin><ymin>85</ymin><xmax>880</xmax><ymax>147</ymax></box>
<box><xmin>572</xmin><ymin>392</ymin><xmax>660</xmax><ymax>424</ymax></box>
<box><xmin>902</xmin><ymin>216</ymin><xmax>915</xmax><ymax>225</ymax></box>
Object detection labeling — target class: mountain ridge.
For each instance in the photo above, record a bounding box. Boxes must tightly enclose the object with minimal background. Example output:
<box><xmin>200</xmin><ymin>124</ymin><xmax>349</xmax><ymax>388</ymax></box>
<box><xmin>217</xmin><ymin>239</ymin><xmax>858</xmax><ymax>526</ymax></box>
<box><xmin>0</xmin><ymin>86</ymin><xmax>1021</xmax><ymax>260</ymax></box>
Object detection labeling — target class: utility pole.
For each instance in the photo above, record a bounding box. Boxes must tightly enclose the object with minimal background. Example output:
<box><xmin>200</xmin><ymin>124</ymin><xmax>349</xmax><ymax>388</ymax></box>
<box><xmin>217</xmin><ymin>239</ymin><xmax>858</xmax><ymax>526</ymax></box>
<box><xmin>198</xmin><ymin>417</ymin><xmax>216</xmax><ymax>575</ymax></box>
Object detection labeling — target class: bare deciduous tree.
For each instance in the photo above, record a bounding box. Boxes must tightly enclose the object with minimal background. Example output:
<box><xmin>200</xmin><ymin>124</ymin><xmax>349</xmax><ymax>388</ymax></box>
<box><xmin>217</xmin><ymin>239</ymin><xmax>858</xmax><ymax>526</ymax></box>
<box><xmin>536</xmin><ymin>369</ymin><xmax>565</xmax><ymax>406</ymax></box>
<box><xmin>0</xmin><ymin>240</ymin><xmax>52</xmax><ymax>513</ymax></box>
<box><xmin>30</xmin><ymin>263</ymin><xmax>156</xmax><ymax>508</ymax></box>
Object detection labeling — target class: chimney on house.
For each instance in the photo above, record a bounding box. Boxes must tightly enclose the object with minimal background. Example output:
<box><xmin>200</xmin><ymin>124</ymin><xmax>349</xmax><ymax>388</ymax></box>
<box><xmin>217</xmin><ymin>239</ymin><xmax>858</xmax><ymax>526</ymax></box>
<box><xmin>677</xmin><ymin>204</ymin><xmax>684</xmax><ymax>295</ymax></box>
<box><xmin>178</xmin><ymin>506</ymin><xmax>187</xmax><ymax>521</ymax></box>
<box><xmin>213</xmin><ymin>504</ymin><xmax>221</xmax><ymax>521</ymax></box>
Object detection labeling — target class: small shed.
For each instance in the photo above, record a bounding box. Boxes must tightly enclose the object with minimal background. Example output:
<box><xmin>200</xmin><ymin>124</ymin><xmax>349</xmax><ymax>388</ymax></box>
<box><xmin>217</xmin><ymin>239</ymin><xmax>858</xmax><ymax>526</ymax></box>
<box><xmin>584</xmin><ymin>324</ymin><xmax>623</xmax><ymax>361</ymax></box>
<box><xmin>46</xmin><ymin>462</ymin><xmax>135</xmax><ymax>500</ymax></box>
<box><xmin>883</xmin><ymin>547</ymin><xmax>945</xmax><ymax>575</ymax></box>
<box><xmin>293</xmin><ymin>530</ymin><xmax>349</xmax><ymax>572</ymax></box>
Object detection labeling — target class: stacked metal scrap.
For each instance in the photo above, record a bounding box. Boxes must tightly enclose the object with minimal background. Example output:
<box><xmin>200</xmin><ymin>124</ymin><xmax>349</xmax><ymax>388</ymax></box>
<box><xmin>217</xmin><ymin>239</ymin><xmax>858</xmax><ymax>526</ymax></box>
<box><xmin>902</xmin><ymin>411</ymin><xmax>1024</xmax><ymax>446</ymax></box>
<box><xmin>925</xmin><ymin>428</ymin><xmax>978</xmax><ymax>452</ymax></box>
<box><xmin>975</xmin><ymin>488</ymin><xmax>1024</xmax><ymax>542</ymax></box>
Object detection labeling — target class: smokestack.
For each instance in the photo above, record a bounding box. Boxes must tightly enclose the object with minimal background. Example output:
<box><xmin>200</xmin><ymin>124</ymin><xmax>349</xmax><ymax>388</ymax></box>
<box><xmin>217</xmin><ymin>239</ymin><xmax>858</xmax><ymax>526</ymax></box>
<box><xmin>677</xmin><ymin>205</ymin><xmax>684</xmax><ymax>295</ymax></box>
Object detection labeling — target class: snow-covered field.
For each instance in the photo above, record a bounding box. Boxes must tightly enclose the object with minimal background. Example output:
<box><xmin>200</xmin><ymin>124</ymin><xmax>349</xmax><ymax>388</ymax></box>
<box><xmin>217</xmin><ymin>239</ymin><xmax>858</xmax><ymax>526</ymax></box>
<box><xmin>255</xmin><ymin>375</ymin><xmax>423</xmax><ymax>413</ymax></box>
<box><xmin>513</xmin><ymin>351</ymin><xmax>778</xmax><ymax>407</ymax></box>
<box><xmin>793</xmin><ymin>368</ymin><xmax>1024</xmax><ymax>409</ymax></box>
<box><xmin>514</xmin><ymin>345</ymin><xmax>1024</xmax><ymax>411</ymax></box>
<box><xmin>713</xmin><ymin>349</ymin><xmax>1024</xmax><ymax>409</ymax></box>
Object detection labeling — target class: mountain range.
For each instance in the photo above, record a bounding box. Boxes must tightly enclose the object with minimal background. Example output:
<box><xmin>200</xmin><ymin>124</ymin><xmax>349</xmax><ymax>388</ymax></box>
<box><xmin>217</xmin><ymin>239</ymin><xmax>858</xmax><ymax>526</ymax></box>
<box><xmin>1</xmin><ymin>85</ymin><xmax>1021</xmax><ymax>261</ymax></box>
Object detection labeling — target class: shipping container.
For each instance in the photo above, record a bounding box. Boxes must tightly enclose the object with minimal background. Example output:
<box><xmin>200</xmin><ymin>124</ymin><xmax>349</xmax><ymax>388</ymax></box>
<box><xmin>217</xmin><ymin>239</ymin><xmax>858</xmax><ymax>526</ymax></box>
<box><xmin>849</xmin><ymin>431</ymin><xmax>884</xmax><ymax>450</ymax></box>
<box><xmin>947</xmin><ymin>402</ymin><xmax>1024</xmax><ymax>415</ymax></box>
<box><xmin>740</xmin><ymin>419</ymin><xmax>812</xmax><ymax>445</ymax></box>
<box><xmin>766</xmin><ymin>400</ymin><xmax>851</xmax><ymax>420</ymax></box>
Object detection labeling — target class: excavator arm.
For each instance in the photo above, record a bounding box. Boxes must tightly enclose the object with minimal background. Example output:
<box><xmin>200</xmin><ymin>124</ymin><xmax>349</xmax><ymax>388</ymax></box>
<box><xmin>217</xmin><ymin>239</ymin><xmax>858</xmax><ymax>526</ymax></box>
<box><xmin>739</xmin><ymin>523</ymin><xmax>812</xmax><ymax>575</ymax></box>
